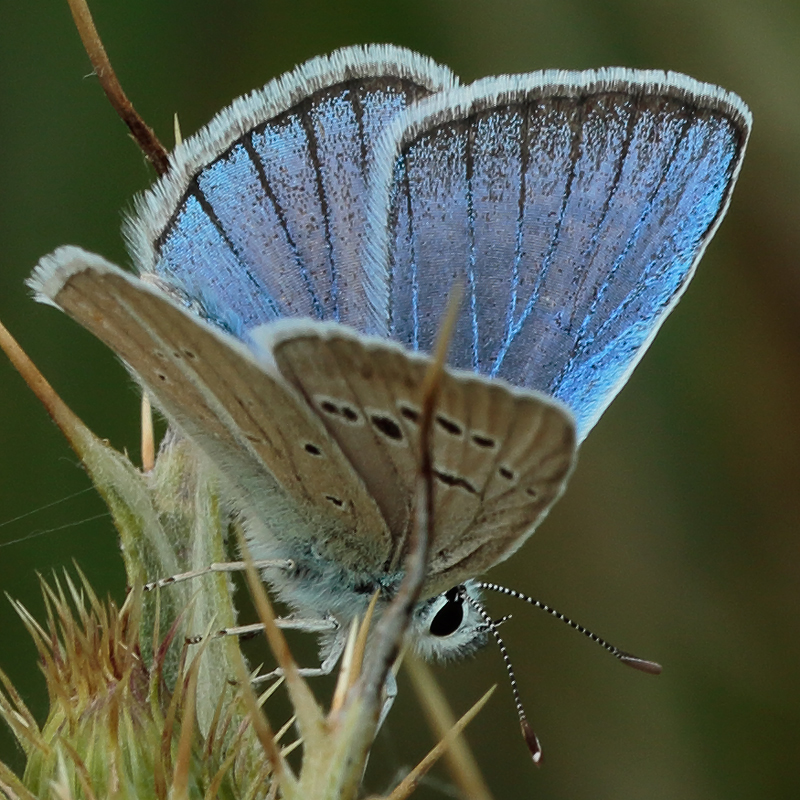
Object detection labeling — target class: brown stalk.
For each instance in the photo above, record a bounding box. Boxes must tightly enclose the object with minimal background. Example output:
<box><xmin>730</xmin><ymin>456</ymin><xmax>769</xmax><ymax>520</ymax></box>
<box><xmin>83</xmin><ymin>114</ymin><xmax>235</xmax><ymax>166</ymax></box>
<box><xmin>65</xmin><ymin>0</ymin><xmax>170</xmax><ymax>175</ymax></box>
<box><xmin>0</xmin><ymin>319</ymin><xmax>89</xmax><ymax>451</ymax></box>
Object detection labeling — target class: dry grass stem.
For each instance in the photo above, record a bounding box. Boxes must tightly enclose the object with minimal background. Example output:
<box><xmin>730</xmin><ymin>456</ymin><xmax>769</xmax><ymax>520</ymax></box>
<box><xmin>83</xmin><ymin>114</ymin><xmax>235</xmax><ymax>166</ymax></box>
<box><xmin>141</xmin><ymin>393</ymin><xmax>155</xmax><ymax>472</ymax></box>
<box><xmin>405</xmin><ymin>656</ymin><xmax>494</xmax><ymax>800</ymax></box>
<box><xmin>330</xmin><ymin>619</ymin><xmax>361</xmax><ymax>715</ymax></box>
<box><xmin>238</xmin><ymin>537</ymin><xmax>325</xmax><ymax>750</ymax></box>
<box><xmin>381</xmin><ymin>685</ymin><xmax>496</xmax><ymax>800</ymax></box>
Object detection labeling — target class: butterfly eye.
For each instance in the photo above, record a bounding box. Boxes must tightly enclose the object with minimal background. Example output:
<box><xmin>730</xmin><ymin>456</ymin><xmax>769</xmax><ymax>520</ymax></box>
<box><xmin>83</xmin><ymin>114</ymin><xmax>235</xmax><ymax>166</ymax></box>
<box><xmin>429</xmin><ymin>591</ymin><xmax>464</xmax><ymax>637</ymax></box>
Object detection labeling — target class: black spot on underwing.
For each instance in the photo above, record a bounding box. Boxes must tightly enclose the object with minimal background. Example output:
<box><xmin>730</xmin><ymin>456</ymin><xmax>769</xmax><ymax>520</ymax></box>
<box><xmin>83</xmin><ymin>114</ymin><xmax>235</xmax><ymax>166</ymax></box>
<box><xmin>434</xmin><ymin>470</ymin><xmax>477</xmax><ymax>494</ymax></box>
<box><xmin>371</xmin><ymin>414</ymin><xmax>403</xmax><ymax>441</ymax></box>
<box><xmin>436</xmin><ymin>415</ymin><xmax>463</xmax><ymax>436</ymax></box>
<box><xmin>399</xmin><ymin>404</ymin><xmax>420</xmax><ymax>423</ymax></box>
<box><xmin>341</xmin><ymin>405</ymin><xmax>359</xmax><ymax>422</ymax></box>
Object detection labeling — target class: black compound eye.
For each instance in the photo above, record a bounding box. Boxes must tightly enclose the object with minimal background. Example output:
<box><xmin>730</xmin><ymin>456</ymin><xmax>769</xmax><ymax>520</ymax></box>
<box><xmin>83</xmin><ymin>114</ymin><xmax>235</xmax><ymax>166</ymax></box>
<box><xmin>429</xmin><ymin>595</ymin><xmax>464</xmax><ymax>637</ymax></box>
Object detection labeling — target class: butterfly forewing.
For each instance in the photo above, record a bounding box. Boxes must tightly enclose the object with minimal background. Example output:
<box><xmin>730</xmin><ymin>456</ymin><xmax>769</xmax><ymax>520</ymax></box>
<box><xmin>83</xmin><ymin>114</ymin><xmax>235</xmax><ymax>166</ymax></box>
<box><xmin>369</xmin><ymin>70</ymin><xmax>750</xmax><ymax>440</ymax></box>
<box><xmin>267</xmin><ymin>325</ymin><xmax>576</xmax><ymax>596</ymax></box>
<box><xmin>29</xmin><ymin>248</ymin><xmax>393</xmax><ymax>572</ymax></box>
<box><xmin>126</xmin><ymin>45</ymin><xmax>458</xmax><ymax>336</ymax></box>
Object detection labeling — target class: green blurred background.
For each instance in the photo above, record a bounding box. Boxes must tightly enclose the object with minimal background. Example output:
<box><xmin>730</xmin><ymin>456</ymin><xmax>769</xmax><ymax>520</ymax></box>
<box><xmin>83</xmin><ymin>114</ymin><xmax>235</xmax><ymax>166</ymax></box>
<box><xmin>1</xmin><ymin>1</ymin><xmax>798</xmax><ymax>797</ymax></box>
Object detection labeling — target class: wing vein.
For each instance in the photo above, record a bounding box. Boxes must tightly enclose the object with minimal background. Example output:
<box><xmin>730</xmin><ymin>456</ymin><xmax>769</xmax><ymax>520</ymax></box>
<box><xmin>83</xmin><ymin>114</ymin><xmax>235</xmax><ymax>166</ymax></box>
<box><xmin>300</xmin><ymin>102</ymin><xmax>339</xmax><ymax>321</ymax></box>
<box><xmin>240</xmin><ymin>135</ymin><xmax>319</xmax><ymax>319</ymax></box>
<box><xmin>465</xmin><ymin>122</ymin><xmax>479</xmax><ymax>371</ymax></box>
<box><xmin>490</xmin><ymin>98</ymin><xmax>585</xmax><ymax>374</ymax></box>
<box><xmin>552</xmin><ymin>109</ymin><xmax>693</xmax><ymax>390</ymax></box>
<box><xmin>188</xmin><ymin>182</ymin><xmax>282</xmax><ymax>319</ymax></box>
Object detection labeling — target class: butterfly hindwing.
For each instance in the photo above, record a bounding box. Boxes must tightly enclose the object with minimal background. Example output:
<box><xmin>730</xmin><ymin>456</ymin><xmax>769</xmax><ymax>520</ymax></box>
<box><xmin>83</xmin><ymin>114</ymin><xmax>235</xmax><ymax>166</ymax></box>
<box><xmin>266</xmin><ymin>323</ymin><xmax>576</xmax><ymax>596</ymax></box>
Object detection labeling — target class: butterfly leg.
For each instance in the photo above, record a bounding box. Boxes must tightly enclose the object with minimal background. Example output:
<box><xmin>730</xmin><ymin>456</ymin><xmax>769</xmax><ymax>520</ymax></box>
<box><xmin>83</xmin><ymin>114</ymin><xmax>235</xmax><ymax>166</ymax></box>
<box><xmin>212</xmin><ymin>616</ymin><xmax>339</xmax><ymax>638</ymax></box>
<box><xmin>143</xmin><ymin>559</ymin><xmax>294</xmax><ymax>592</ymax></box>
<box><xmin>185</xmin><ymin>615</ymin><xmax>338</xmax><ymax>647</ymax></box>
<box><xmin>251</xmin><ymin>621</ymin><xmax>347</xmax><ymax>684</ymax></box>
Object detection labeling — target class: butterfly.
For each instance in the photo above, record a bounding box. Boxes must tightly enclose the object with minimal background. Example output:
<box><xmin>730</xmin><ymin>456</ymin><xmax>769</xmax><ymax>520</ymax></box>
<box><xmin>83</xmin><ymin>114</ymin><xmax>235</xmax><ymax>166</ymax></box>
<box><xmin>28</xmin><ymin>44</ymin><xmax>750</xmax><ymax>670</ymax></box>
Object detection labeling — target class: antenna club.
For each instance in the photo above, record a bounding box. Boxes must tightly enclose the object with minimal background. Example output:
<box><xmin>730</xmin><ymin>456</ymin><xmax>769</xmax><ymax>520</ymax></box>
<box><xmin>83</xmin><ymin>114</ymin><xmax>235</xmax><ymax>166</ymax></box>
<box><xmin>521</xmin><ymin>720</ymin><xmax>543</xmax><ymax>765</ymax></box>
<box><xmin>619</xmin><ymin>653</ymin><xmax>663</xmax><ymax>675</ymax></box>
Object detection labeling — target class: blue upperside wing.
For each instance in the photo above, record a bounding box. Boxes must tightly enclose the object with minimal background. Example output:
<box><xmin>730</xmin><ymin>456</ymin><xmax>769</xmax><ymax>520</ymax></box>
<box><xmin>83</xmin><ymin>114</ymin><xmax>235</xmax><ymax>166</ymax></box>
<box><xmin>367</xmin><ymin>69</ymin><xmax>750</xmax><ymax>440</ymax></box>
<box><xmin>125</xmin><ymin>45</ymin><xmax>457</xmax><ymax>337</ymax></box>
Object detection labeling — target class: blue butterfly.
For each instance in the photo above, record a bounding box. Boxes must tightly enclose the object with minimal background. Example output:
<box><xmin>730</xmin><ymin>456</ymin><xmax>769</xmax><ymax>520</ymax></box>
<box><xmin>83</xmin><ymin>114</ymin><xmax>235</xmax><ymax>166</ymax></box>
<box><xmin>29</xmin><ymin>45</ymin><xmax>749</xmax><ymax>713</ymax></box>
